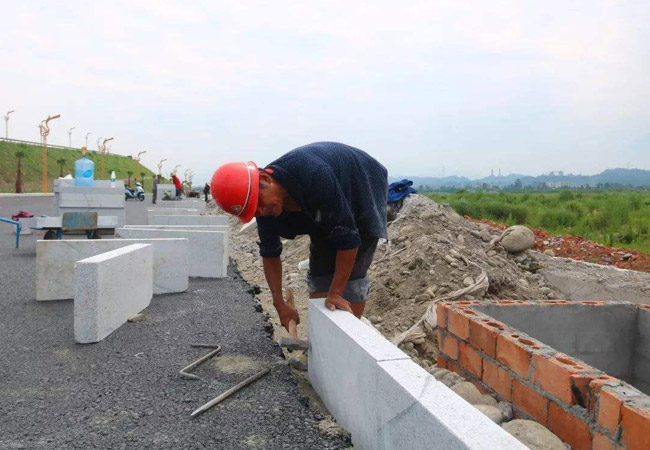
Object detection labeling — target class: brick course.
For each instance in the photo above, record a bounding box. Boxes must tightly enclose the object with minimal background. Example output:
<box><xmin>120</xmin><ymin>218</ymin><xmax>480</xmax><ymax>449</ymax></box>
<box><xmin>435</xmin><ymin>300</ymin><xmax>650</xmax><ymax>450</ymax></box>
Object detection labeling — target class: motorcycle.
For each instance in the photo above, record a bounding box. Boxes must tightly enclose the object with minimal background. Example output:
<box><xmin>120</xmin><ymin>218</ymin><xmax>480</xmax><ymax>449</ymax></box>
<box><xmin>125</xmin><ymin>182</ymin><xmax>146</xmax><ymax>201</ymax></box>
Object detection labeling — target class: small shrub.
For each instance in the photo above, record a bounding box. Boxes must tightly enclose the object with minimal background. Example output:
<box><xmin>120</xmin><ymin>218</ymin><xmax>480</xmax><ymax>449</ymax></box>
<box><xmin>539</xmin><ymin>209</ymin><xmax>579</xmax><ymax>229</ymax></box>
<box><xmin>558</xmin><ymin>190</ymin><xmax>575</xmax><ymax>201</ymax></box>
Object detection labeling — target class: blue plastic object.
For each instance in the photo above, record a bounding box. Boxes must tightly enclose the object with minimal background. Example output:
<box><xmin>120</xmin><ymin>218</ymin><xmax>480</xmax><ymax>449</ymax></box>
<box><xmin>0</xmin><ymin>217</ymin><xmax>22</xmax><ymax>248</ymax></box>
<box><xmin>74</xmin><ymin>154</ymin><xmax>95</xmax><ymax>187</ymax></box>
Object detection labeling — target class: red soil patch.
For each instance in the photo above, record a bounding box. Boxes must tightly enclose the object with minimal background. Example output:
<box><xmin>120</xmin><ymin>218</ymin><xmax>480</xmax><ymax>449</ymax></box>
<box><xmin>468</xmin><ymin>217</ymin><xmax>650</xmax><ymax>273</ymax></box>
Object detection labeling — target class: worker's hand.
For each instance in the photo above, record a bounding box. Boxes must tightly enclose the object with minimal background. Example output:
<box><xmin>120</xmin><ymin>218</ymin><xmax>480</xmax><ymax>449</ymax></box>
<box><xmin>276</xmin><ymin>302</ymin><xmax>300</xmax><ymax>331</ymax></box>
<box><xmin>325</xmin><ymin>293</ymin><xmax>354</xmax><ymax>314</ymax></box>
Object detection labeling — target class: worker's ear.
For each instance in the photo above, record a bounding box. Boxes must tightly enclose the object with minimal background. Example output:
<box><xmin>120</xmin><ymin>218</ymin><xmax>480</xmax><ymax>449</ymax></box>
<box><xmin>259</xmin><ymin>170</ymin><xmax>273</xmax><ymax>187</ymax></box>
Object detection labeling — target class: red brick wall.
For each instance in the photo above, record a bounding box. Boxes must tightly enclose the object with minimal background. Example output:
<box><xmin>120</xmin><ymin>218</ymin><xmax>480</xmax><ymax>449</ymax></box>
<box><xmin>436</xmin><ymin>300</ymin><xmax>650</xmax><ymax>450</ymax></box>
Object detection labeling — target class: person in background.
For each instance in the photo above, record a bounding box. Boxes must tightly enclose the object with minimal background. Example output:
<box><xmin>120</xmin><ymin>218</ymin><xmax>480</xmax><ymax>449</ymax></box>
<box><xmin>203</xmin><ymin>182</ymin><xmax>211</xmax><ymax>202</ymax></box>
<box><xmin>152</xmin><ymin>174</ymin><xmax>161</xmax><ymax>204</ymax></box>
<box><xmin>171</xmin><ymin>173</ymin><xmax>183</xmax><ymax>199</ymax></box>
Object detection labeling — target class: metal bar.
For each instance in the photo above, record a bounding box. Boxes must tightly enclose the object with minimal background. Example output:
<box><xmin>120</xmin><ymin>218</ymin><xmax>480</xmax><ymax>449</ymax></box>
<box><xmin>179</xmin><ymin>345</ymin><xmax>221</xmax><ymax>380</ymax></box>
<box><xmin>190</xmin><ymin>367</ymin><xmax>271</xmax><ymax>419</ymax></box>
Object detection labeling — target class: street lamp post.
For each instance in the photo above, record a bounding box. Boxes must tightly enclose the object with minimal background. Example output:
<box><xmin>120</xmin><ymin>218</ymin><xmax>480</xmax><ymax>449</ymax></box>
<box><xmin>3</xmin><ymin>110</ymin><xmax>14</xmax><ymax>156</ymax></box>
<box><xmin>174</xmin><ymin>164</ymin><xmax>181</xmax><ymax>175</ymax></box>
<box><xmin>40</xmin><ymin>114</ymin><xmax>61</xmax><ymax>193</ymax></box>
<box><xmin>68</xmin><ymin>127</ymin><xmax>75</xmax><ymax>148</ymax></box>
<box><xmin>4</xmin><ymin>110</ymin><xmax>14</xmax><ymax>139</ymax></box>
<box><xmin>136</xmin><ymin>150</ymin><xmax>147</xmax><ymax>188</ymax></box>
<box><xmin>100</xmin><ymin>137</ymin><xmax>114</xmax><ymax>179</ymax></box>
<box><xmin>157</xmin><ymin>159</ymin><xmax>167</xmax><ymax>176</ymax></box>
<box><xmin>85</xmin><ymin>132</ymin><xmax>92</xmax><ymax>148</ymax></box>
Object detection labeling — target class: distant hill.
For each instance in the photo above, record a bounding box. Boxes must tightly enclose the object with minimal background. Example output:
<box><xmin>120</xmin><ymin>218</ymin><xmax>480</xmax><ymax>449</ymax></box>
<box><xmin>390</xmin><ymin>168</ymin><xmax>650</xmax><ymax>190</ymax></box>
<box><xmin>1</xmin><ymin>140</ymin><xmax>161</xmax><ymax>193</ymax></box>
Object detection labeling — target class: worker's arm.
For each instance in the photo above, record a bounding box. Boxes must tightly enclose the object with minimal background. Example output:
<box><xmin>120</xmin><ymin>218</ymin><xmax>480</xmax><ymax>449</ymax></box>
<box><xmin>324</xmin><ymin>247</ymin><xmax>358</xmax><ymax>314</ymax></box>
<box><xmin>262</xmin><ymin>256</ymin><xmax>299</xmax><ymax>331</ymax></box>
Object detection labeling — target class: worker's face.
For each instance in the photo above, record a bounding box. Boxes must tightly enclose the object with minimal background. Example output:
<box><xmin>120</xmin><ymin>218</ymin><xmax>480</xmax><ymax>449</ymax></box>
<box><xmin>256</xmin><ymin>172</ymin><xmax>283</xmax><ymax>217</ymax></box>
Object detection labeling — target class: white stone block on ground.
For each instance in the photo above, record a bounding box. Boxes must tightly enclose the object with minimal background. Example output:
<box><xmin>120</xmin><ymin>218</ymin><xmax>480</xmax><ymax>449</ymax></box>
<box><xmin>153</xmin><ymin>200</ymin><xmax>207</xmax><ymax>212</ymax></box>
<box><xmin>74</xmin><ymin>244</ymin><xmax>153</xmax><ymax>344</ymax></box>
<box><xmin>36</xmin><ymin>238</ymin><xmax>189</xmax><ymax>300</ymax></box>
<box><xmin>16</xmin><ymin>217</ymin><xmax>36</xmax><ymax>235</ymax></box>
<box><xmin>151</xmin><ymin>215</ymin><xmax>228</xmax><ymax>226</ymax></box>
<box><xmin>115</xmin><ymin>228</ymin><xmax>227</xmax><ymax>278</ymax></box>
<box><xmin>125</xmin><ymin>224</ymin><xmax>228</xmax><ymax>234</ymax></box>
<box><xmin>147</xmin><ymin>208</ymin><xmax>200</xmax><ymax>215</ymax></box>
<box><xmin>308</xmin><ymin>299</ymin><xmax>527</xmax><ymax>450</ymax></box>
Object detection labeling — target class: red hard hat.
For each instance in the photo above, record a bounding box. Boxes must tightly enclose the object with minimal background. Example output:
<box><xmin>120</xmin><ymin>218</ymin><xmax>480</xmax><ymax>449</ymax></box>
<box><xmin>211</xmin><ymin>161</ymin><xmax>259</xmax><ymax>223</ymax></box>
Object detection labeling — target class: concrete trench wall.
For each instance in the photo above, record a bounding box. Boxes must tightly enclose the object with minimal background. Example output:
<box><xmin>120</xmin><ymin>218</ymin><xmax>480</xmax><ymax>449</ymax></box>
<box><xmin>474</xmin><ymin>303</ymin><xmax>638</xmax><ymax>382</ymax></box>
<box><xmin>308</xmin><ymin>299</ymin><xmax>528</xmax><ymax>450</ymax></box>
<box><xmin>632</xmin><ymin>308</ymin><xmax>650</xmax><ymax>394</ymax></box>
<box><xmin>436</xmin><ymin>300</ymin><xmax>650</xmax><ymax>450</ymax></box>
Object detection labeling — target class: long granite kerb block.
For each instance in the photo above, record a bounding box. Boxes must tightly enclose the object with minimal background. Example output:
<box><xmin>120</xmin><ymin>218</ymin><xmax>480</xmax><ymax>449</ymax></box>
<box><xmin>36</xmin><ymin>238</ymin><xmax>189</xmax><ymax>300</ymax></box>
<box><xmin>74</xmin><ymin>244</ymin><xmax>153</xmax><ymax>344</ymax></box>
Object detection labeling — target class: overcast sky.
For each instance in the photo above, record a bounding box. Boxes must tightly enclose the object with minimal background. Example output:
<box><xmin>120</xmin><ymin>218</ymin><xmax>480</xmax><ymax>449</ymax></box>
<box><xmin>2</xmin><ymin>0</ymin><xmax>649</xmax><ymax>182</ymax></box>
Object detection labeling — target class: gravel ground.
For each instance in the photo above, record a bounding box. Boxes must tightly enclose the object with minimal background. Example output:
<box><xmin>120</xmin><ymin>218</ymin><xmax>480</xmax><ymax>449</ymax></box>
<box><xmin>0</xmin><ymin>197</ymin><xmax>351</xmax><ymax>450</ymax></box>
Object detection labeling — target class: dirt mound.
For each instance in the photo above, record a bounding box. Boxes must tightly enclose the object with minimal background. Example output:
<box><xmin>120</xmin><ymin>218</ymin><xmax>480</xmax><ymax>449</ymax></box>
<box><xmin>474</xmin><ymin>218</ymin><xmax>650</xmax><ymax>273</ymax></box>
<box><xmin>223</xmin><ymin>195</ymin><xmax>559</xmax><ymax>366</ymax></box>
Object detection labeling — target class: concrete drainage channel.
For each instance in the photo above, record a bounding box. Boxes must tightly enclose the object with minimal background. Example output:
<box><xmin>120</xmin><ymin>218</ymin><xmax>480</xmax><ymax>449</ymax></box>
<box><xmin>437</xmin><ymin>300</ymin><xmax>650</xmax><ymax>450</ymax></box>
<box><xmin>308</xmin><ymin>299</ymin><xmax>528</xmax><ymax>450</ymax></box>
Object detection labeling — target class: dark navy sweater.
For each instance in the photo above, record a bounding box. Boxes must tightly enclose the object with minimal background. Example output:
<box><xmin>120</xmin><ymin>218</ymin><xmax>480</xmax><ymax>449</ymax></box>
<box><xmin>257</xmin><ymin>142</ymin><xmax>388</xmax><ymax>257</ymax></box>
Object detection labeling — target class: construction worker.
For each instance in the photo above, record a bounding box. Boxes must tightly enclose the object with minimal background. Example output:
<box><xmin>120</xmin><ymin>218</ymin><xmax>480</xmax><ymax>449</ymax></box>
<box><xmin>211</xmin><ymin>142</ymin><xmax>388</xmax><ymax>333</ymax></box>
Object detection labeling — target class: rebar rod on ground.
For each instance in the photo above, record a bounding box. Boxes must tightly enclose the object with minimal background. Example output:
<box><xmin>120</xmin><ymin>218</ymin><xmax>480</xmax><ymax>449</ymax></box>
<box><xmin>190</xmin><ymin>367</ymin><xmax>271</xmax><ymax>418</ymax></box>
<box><xmin>179</xmin><ymin>345</ymin><xmax>221</xmax><ymax>380</ymax></box>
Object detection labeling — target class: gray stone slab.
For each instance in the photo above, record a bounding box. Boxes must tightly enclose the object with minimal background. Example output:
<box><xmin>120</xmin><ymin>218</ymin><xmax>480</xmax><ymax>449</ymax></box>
<box><xmin>307</xmin><ymin>299</ymin><xmax>527</xmax><ymax>450</ymax></box>
<box><xmin>115</xmin><ymin>228</ymin><xmax>227</xmax><ymax>278</ymax></box>
<box><xmin>151</xmin><ymin>215</ymin><xmax>227</xmax><ymax>226</ymax></box>
<box><xmin>36</xmin><ymin>238</ymin><xmax>189</xmax><ymax>300</ymax></box>
<box><xmin>74</xmin><ymin>244</ymin><xmax>153</xmax><ymax>343</ymax></box>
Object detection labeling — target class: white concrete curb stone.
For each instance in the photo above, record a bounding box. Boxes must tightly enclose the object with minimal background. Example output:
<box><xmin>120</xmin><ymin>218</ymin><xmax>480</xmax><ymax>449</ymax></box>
<box><xmin>74</xmin><ymin>244</ymin><xmax>153</xmax><ymax>344</ymax></box>
<box><xmin>308</xmin><ymin>299</ymin><xmax>528</xmax><ymax>450</ymax></box>
<box><xmin>115</xmin><ymin>228</ymin><xmax>227</xmax><ymax>278</ymax></box>
<box><xmin>151</xmin><ymin>215</ymin><xmax>228</xmax><ymax>226</ymax></box>
<box><xmin>36</xmin><ymin>238</ymin><xmax>189</xmax><ymax>300</ymax></box>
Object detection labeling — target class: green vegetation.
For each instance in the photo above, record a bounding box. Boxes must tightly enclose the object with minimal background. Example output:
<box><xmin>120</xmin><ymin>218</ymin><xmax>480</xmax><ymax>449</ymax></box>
<box><xmin>0</xmin><ymin>141</ymin><xmax>163</xmax><ymax>192</ymax></box>
<box><xmin>427</xmin><ymin>190</ymin><xmax>650</xmax><ymax>253</ymax></box>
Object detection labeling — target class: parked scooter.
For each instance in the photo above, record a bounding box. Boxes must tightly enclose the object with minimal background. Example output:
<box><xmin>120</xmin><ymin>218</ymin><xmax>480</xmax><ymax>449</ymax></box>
<box><xmin>125</xmin><ymin>182</ymin><xmax>146</xmax><ymax>201</ymax></box>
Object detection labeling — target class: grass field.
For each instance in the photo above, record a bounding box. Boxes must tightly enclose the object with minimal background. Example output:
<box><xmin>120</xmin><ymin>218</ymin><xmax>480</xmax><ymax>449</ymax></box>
<box><xmin>427</xmin><ymin>191</ymin><xmax>650</xmax><ymax>253</ymax></box>
<box><xmin>0</xmin><ymin>141</ymin><xmax>160</xmax><ymax>193</ymax></box>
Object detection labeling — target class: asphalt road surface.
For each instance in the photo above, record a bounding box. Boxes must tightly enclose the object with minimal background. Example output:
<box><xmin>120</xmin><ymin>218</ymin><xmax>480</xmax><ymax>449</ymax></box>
<box><xmin>0</xmin><ymin>196</ymin><xmax>350</xmax><ymax>449</ymax></box>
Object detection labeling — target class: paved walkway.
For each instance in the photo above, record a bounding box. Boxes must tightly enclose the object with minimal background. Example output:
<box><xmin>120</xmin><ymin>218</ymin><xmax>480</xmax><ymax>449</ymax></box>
<box><xmin>0</xmin><ymin>197</ymin><xmax>350</xmax><ymax>449</ymax></box>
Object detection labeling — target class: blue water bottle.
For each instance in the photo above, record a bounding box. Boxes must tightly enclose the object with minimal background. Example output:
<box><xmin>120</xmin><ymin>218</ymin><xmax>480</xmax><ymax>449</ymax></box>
<box><xmin>74</xmin><ymin>147</ymin><xmax>95</xmax><ymax>187</ymax></box>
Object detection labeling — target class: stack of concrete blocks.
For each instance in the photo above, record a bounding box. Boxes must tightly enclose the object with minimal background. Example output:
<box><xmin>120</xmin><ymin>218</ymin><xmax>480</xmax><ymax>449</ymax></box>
<box><xmin>115</xmin><ymin>227</ymin><xmax>228</xmax><ymax>278</ymax></box>
<box><xmin>150</xmin><ymin>215</ymin><xmax>228</xmax><ymax>226</ymax></box>
<box><xmin>74</xmin><ymin>244</ymin><xmax>153</xmax><ymax>343</ymax></box>
<box><xmin>308</xmin><ymin>299</ymin><xmax>528</xmax><ymax>450</ymax></box>
<box><xmin>14</xmin><ymin>217</ymin><xmax>36</xmax><ymax>235</ymax></box>
<box><xmin>35</xmin><ymin>238</ymin><xmax>189</xmax><ymax>300</ymax></box>
<box><xmin>54</xmin><ymin>179</ymin><xmax>126</xmax><ymax>228</ymax></box>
